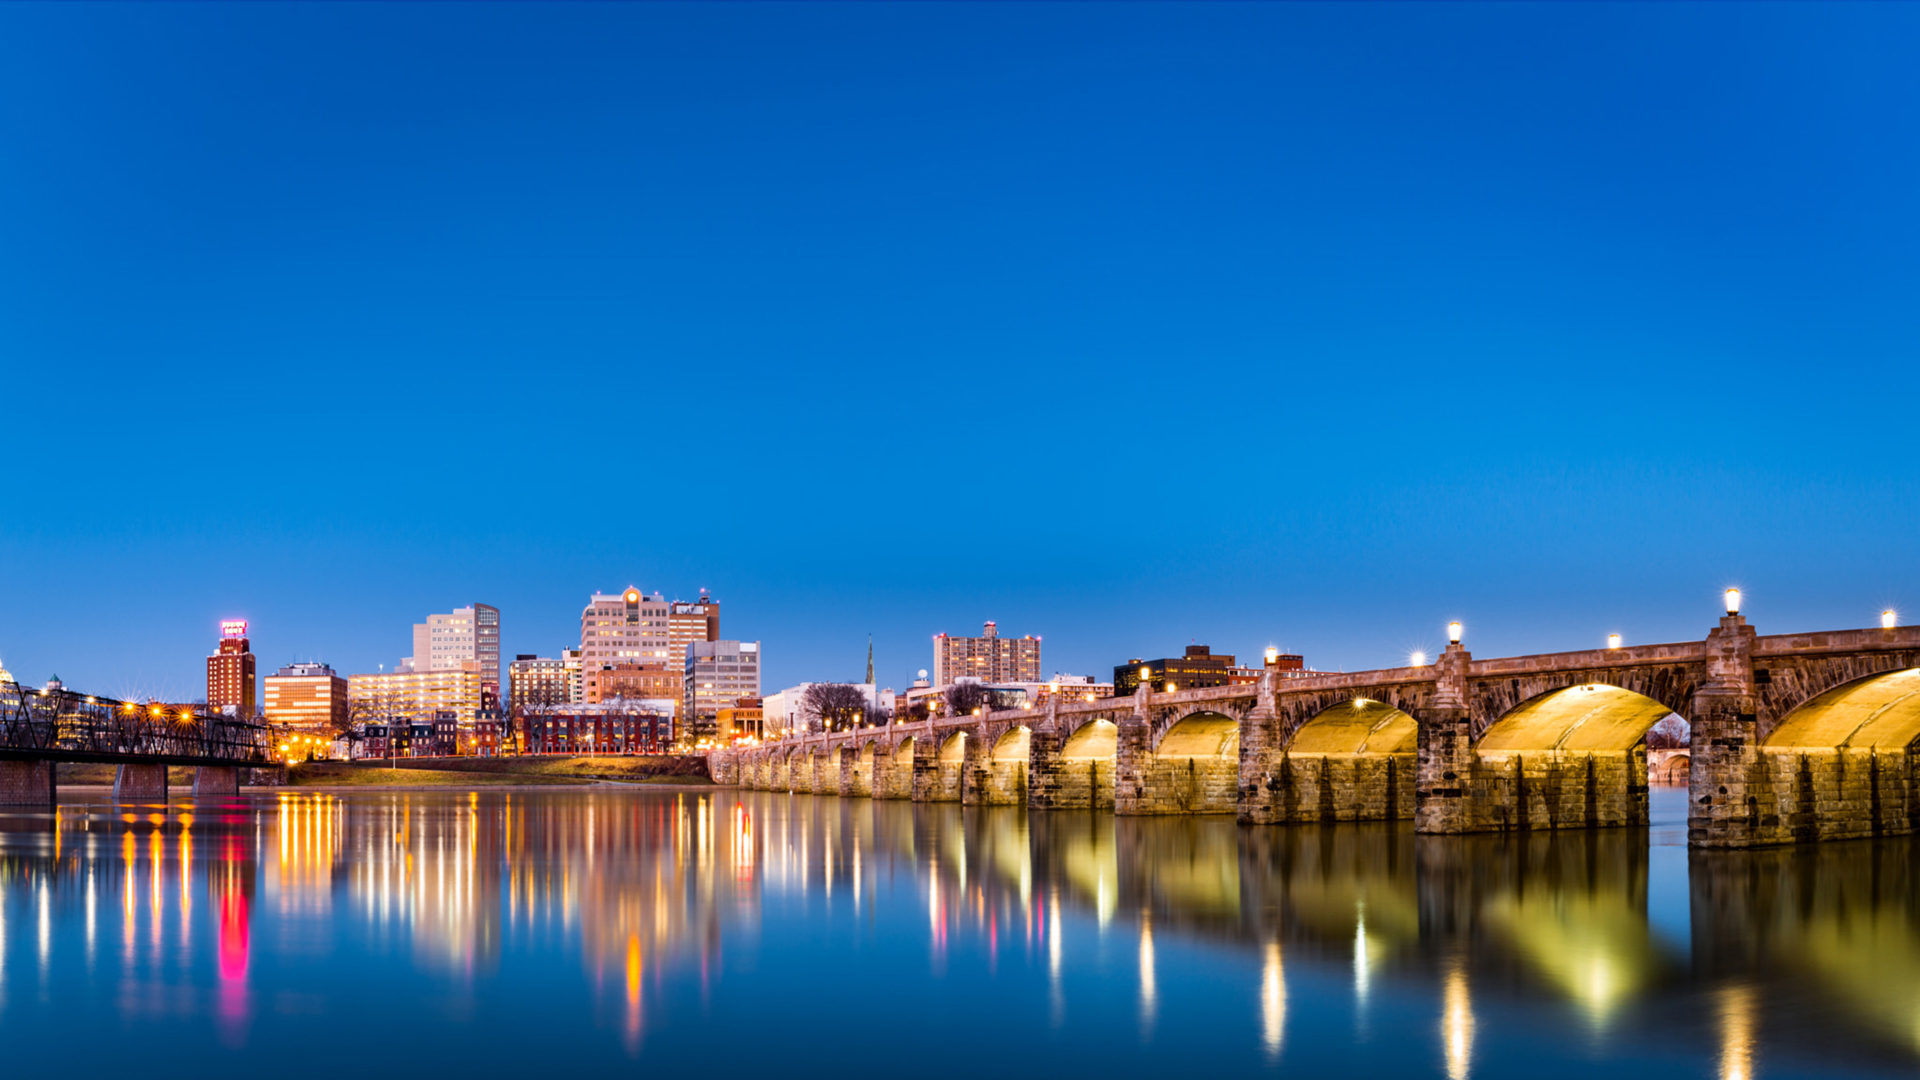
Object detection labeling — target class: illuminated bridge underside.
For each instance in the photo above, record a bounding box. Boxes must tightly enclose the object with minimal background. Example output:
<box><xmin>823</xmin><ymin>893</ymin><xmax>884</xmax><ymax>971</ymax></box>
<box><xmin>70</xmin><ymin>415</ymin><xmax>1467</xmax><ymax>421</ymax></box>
<box><xmin>713</xmin><ymin>617</ymin><xmax>1920</xmax><ymax>848</ymax></box>
<box><xmin>1271</xmin><ymin>701</ymin><xmax>1417</xmax><ymax>823</ymax></box>
<box><xmin>1743</xmin><ymin>669</ymin><xmax>1920</xmax><ymax>844</ymax></box>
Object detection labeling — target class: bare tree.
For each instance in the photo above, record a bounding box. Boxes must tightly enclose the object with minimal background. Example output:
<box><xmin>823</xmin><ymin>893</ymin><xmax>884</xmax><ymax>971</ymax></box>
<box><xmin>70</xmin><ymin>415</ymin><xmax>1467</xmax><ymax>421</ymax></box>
<box><xmin>945</xmin><ymin>681</ymin><xmax>993</xmax><ymax>718</ymax></box>
<box><xmin>1645</xmin><ymin>714</ymin><xmax>1689</xmax><ymax>750</ymax></box>
<box><xmin>803</xmin><ymin>683</ymin><xmax>870</xmax><ymax>732</ymax></box>
<box><xmin>513</xmin><ymin>682</ymin><xmax>565</xmax><ymax>755</ymax></box>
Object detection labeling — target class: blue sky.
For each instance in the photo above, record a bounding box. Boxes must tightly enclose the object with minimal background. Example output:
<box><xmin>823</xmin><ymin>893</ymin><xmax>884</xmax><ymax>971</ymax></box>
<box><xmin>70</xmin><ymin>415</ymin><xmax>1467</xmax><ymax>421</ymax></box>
<box><xmin>2</xmin><ymin>3</ymin><xmax>1916</xmax><ymax>700</ymax></box>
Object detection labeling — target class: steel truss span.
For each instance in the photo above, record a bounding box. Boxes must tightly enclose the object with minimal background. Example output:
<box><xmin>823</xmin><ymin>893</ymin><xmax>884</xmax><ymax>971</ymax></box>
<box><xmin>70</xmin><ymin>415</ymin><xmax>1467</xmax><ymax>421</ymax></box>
<box><xmin>0</xmin><ymin>680</ymin><xmax>271</xmax><ymax>767</ymax></box>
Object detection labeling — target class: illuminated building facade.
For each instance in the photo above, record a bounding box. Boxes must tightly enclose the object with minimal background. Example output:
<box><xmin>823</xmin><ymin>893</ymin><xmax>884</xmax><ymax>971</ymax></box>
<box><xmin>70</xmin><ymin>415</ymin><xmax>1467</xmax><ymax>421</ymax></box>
<box><xmin>715</xmin><ymin>701</ymin><xmax>764</xmax><ymax>743</ymax></box>
<box><xmin>207</xmin><ymin>619</ymin><xmax>257</xmax><ymax>717</ymax></box>
<box><xmin>263</xmin><ymin>662</ymin><xmax>349</xmax><ymax>734</ymax></box>
<box><xmin>684</xmin><ymin>640</ymin><xmax>760</xmax><ymax>738</ymax></box>
<box><xmin>932</xmin><ymin>621</ymin><xmax>1042</xmax><ymax>687</ymax></box>
<box><xmin>1113</xmin><ymin>645</ymin><xmax>1242</xmax><ymax>696</ymax></box>
<box><xmin>584</xmin><ymin>661</ymin><xmax>679</xmax><ymax>706</ymax></box>
<box><xmin>405</xmin><ymin>603</ymin><xmax>501</xmax><ymax>697</ymax></box>
<box><xmin>508</xmin><ymin>654</ymin><xmax>569</xmax><ymax>710</ymax></box>
<box><xmin>349</xmin><ymin>664</ymin><xmax>484</xmax><ymax>724</ymax></box>
<box><xmin>668</xmin><ymin>595</ymin><xmax>721</xmax><ymax>672</ymax></box>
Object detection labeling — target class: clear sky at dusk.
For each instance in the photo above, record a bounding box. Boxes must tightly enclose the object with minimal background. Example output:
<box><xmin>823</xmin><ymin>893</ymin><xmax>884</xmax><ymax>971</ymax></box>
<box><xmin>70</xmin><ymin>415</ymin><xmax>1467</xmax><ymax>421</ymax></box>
<box><xmin>2</xmin><ymin>3</ymin><xmax>1916</xmax><ymax>701</ymax></box>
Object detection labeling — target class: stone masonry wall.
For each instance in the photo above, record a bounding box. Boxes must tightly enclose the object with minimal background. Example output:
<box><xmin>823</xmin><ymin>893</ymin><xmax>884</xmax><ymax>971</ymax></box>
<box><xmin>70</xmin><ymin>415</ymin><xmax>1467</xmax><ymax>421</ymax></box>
<box><xmin>1119</xmin><ymin>755</ymin><xmax>1238</xmax><ymax>815</ymax></box>
<box><xmin>1278</xmin><ymin>753</ymin><xmax>1414</xmax><ymax>821</ymax></box>
<box><xmin>0</xmin><ymin>760</ymin><xmax>56</xmax><ymax>806</ymax></box>
<box><xmin>1466</xmin><ymin>749</ymin><xmax>1645</xmax><ymax>830</ymax></box>
<box><xmin>1034</xmin><ymin>757</ymin><xmax>1115</xmax><ymax>810</ymax></box>
<box><xmin>1743</xmin><ymin>747</ymin><xmax>1915</xmax><ymax>844</ymax></box>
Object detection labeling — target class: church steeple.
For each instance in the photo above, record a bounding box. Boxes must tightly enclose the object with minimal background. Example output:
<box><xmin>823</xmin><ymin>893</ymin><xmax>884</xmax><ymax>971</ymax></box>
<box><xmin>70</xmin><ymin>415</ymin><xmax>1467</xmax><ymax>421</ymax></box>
<box><xmin>865</xmin><ymin>636</ymin><xmax>874</xmax><ymax>686</ymax></box>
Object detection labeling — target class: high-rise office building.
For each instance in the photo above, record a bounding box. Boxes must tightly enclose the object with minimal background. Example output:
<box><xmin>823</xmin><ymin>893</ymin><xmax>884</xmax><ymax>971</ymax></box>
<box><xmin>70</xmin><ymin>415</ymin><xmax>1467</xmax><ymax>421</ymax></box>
<box><xmin>206</xmin><ymin>619</ymin><xmax>257</xmax><ymax>717</ymax></box>
<box><xmin>405</xmin><ymin>603</ymin><xmax>500</xmax><ymax>696</ymax></box>
<box><xmin>668</xmin><ymin>595</ymin><xmax>721</xmax><ymax>671</ymax></box>
<box><xmin>581</xmin><ymin>587</ymin><xmax>679</xmax><ymax>711</ymax></box>
<box><xmin>581</xmin><ymin>588</ymin><xmax>672</xmax><ymax>669</ymax></box>
<box><xmin>263</xmin><ymin>662</ymin><xmax>349</xmax><ymax>734</ymax></box>
<box><xmin>684</xmin><ymin>640</ymin><xmax>761</xmax><ymax>736</ymax></box>
<box><xmin>932</xmin><ymin>621</ymin><xmax>1042</xmax><ymax>687</ymax></box>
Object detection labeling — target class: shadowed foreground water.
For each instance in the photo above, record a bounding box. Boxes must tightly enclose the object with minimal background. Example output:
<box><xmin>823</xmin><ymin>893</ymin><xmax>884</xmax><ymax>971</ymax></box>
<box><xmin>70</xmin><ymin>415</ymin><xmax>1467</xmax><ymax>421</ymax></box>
<box><xmin>0</xmin><ymin>785</ymin><xmax>1914</xmax><ymax>1078</ymax></box>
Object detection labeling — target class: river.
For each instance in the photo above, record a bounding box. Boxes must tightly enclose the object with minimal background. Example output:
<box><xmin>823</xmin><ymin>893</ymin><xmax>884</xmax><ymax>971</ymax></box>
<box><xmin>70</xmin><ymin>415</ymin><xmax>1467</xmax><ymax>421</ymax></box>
<box><xmin>0</xmin><ymin>785</ymin><xmax>1912</xmax><ymax>1078</ymax></box>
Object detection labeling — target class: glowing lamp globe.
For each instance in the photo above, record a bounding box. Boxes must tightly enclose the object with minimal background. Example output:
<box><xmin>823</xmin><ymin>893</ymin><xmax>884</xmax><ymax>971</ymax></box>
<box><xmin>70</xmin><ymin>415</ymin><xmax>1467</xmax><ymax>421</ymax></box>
<box><xmin>1724</xmin><ymin>588</ymin><xmax>1742</xmax><ymax>615</ymax></box>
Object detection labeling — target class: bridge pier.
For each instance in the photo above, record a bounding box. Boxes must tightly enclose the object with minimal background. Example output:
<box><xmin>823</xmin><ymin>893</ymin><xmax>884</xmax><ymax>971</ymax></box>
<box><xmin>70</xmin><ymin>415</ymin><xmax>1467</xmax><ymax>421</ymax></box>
<box><xmin>0</xmin><ymin>760</ymin><xmax>57</xmax><ymax>806</ymax></box>
<box><xmin>923</xmin><ymin>731</ymin><xmax>965</xmax><ymax>802</ymax></box>
<box><xmin>873</xmin><ymin>736</ymin><xmax>914</xmax><ymax>799</ymax></box>
<box><xmin>193</xmin><ymin>765</ymin><xmax>241</xmax><ymax>797</ymax></box>
<box><xmin>114</xmin><ymin>763</ymin><xmax>169</xmax><ymax>801</ymax></box>
<box><xmin>840</xmin><ymin>745</ymin><xmax>872</xmax><ymax>798</ymax></box>
<box><xmin>1414</xmin><ymin>645</ymin><xmax>1474</xmax><ymax>833</ymax></box>
<box><xmin>1689</xmin><ymin>615</ymin><xmax>1762</xmax><ymax>847</ymax></box>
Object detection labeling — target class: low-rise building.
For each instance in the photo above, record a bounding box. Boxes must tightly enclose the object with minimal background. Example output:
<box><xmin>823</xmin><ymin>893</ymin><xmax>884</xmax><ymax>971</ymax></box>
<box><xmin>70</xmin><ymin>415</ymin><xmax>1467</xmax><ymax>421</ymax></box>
<box><xmin>521</xmin><ymin>701</ymin><xmax>675</xmax><ymax>755</ymax></box>
<box><xmin>715</xmin><ymin>700</ymin><xmax>764</xmax><ymax>744</ymax></box>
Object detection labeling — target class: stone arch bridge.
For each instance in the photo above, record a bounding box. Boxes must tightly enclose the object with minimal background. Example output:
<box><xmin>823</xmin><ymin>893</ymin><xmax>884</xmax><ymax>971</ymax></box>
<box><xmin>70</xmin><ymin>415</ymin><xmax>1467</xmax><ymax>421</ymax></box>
<box><xmin>714</xmin><ymin>615</ymin><xmax>1920</xmax><ymax>848</ymax></box>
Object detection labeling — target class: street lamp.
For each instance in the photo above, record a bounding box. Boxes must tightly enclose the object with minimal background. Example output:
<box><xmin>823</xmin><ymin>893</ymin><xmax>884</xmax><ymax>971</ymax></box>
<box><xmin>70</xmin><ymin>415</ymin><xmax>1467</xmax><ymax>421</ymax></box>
<box><xmin>1447</xmin><ymin>621</ymin><xmax>1463</xmax><ymax>646</ymax></box>
<box><xmin>1724</xmin><ymin>588</ymin><xmax>1742</xmax><ymax>616</ymax></box>
<box><xmin>1607</xmin><ymin>633</ymin><xmax>1623</xmax><ymax>650</ymax></box>
<box><xmin>1884</xmin><ymin>609</ymin><xmax>1899</xmax><ymax>630</ymax></box>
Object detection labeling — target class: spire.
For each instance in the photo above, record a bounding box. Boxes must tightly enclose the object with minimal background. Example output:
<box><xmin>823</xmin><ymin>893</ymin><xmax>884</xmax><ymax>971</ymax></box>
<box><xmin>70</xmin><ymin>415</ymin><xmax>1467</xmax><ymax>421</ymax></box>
<box><xmin>866</xmin><ymin>636</ymin><xmax>874</xmax><ymax>686</ymax></box>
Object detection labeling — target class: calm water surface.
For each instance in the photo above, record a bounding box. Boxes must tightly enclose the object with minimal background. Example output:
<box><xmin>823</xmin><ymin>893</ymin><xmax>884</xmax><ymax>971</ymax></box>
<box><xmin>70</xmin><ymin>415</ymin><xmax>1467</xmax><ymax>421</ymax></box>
<box><xmin>0</xmin><ymin>785</ymin><xmax>1914</xmax><ymax>1078</ymax></box>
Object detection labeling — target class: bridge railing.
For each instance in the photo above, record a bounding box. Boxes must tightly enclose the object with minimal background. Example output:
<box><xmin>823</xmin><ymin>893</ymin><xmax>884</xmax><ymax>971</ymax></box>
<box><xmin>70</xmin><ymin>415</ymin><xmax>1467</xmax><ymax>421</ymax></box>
<box><xmin>0</xmin><ymin>681</ymin><xmax>272</xmax><ymax>764</ymax></box>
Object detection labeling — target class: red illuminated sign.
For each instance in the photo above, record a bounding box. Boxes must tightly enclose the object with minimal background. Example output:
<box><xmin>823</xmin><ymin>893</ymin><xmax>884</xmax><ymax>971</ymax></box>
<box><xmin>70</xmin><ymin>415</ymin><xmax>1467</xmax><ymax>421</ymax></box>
<box><xmin>220</xmin><ymin>620</ymin><xmax>249</xmax><ymax>639</ymax></box>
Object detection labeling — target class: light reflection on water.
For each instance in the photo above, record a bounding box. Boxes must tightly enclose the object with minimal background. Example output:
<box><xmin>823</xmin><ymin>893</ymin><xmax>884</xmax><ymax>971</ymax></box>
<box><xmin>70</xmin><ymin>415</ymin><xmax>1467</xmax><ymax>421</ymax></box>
<box><xmin>0</xmin><ymin>786</ymin><xmax>1915</xmax><ymax>1078</ymax></box>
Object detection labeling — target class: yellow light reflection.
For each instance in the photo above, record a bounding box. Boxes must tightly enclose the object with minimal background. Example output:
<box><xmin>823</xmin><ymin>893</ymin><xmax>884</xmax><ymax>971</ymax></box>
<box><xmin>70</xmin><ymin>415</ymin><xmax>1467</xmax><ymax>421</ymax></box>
<box><xmin>1139</xmin><ymin>914</ymin><xmax>1157</xmax><ymax>1036</ymax></box>
<box><xmin>1718</xmin><ymin>985</ymin><xmax>1755</xmax><ymax>1080</ymax></box>
<box><xmin>1443</xmin><ymin>964</ymin><xmax>1474</xmax><ymax>1080</ymax></box>
<box><xmin>1261</xmin><ymin>941</ymin><xmax>1286</xmax><ymax>1061</ymax></box>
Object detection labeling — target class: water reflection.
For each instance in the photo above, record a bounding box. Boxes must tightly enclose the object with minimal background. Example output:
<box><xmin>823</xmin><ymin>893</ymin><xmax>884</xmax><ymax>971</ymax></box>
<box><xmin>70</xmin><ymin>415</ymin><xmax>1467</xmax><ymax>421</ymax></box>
<box><xmin>0</xmin><ymin>790</ymin><xmax>1915</xmax><ymax>1077</ymax></box>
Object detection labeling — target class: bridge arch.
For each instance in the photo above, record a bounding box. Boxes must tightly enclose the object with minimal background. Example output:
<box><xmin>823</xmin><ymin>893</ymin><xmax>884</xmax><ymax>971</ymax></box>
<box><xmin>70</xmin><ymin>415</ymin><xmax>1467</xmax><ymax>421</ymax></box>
<box><xmin>1128</xmin><ymin>710</ymin><xmax>1238</xmax><ymax>815</ymax></box>
<box><xmin>1154</xmin><ymin>710</ymin><xmax>1239</xmax><ymax>758</ymax></box>
<box><xmin>1471</xmin><ymin>684</ymin><xmax>1667</xmax><ymax>830</ymax></box>
<box><xmin>971</xmin><ymin>724</ymin><xmax>1031</xmax><ymax>806</ymax></box>
<box><xmin>1764</xmin><ymin>667</ymin><xmax>1920</xmax><ymax>750</ymax></box>
<box><xmin>1478</xmin><ymin>684</ymin><xmax>1678</xmax><ymax>753</ymax></box>
<box><xmin>1286</xmin><ymin>698</ymin><xmax>1417</xmax><ymax>755</ymax></box>
<box><xmin>1276</xmin><ymin>698</ymin><xmax>1417</xmax><ymax>822</ymax></box>
<box><xmin>1061</xmin><ymin>717</ymin><xmax>1118</xmax><ymax>759</ymax></box>
<box><xmin>938</xmin><ymin>731</ymin><xmax>968</xmax><ymax>761</ymax></box>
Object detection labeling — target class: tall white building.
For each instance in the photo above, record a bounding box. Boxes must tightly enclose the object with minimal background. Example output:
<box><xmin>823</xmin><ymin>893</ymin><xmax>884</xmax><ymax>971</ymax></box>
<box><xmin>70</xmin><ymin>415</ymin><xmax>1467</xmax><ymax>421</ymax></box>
<box><xmin>405</xmin><ymin>603</ymin><xmax>501</xmax><ymax>695</ymax></box>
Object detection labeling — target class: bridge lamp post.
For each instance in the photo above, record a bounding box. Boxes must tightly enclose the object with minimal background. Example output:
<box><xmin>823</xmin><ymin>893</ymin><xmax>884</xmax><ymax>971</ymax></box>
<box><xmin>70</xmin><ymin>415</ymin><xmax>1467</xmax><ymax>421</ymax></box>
<box><xmin>1723</xmin><ymin>588</ymin><xmax>1742</xmax><ymax>616</ymax></box>
<box><xmin>1410</xmin><ymin>651</ymin><xmax>1427</xmax><ymax>667</ymax></box>
<box><xmin>1447</xmin><ymin>622</ymin><xmax>1463</xmax><ymax>646</ymax></box>
<box><xmin>1607</xmin><ymin>633</ymin><xmax>1623</xmax><ymax>650</ymax></box>
<box><xmin>1884</xmin><ymin>609</ymin><xmax>1898</xmax><ymax>630</ymax></box>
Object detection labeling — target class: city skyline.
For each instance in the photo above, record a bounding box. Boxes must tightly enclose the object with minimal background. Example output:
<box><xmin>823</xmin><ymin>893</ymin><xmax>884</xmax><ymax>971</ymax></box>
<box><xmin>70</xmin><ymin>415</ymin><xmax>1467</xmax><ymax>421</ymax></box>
<box><xmin>3</xmin><ymin>4</ymin><xmax>1916</xmax><ymax>699</ymax></box>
